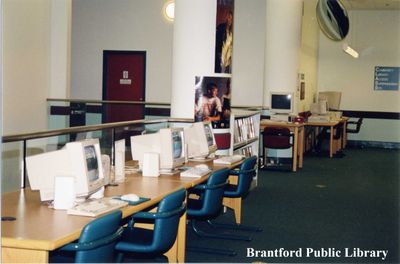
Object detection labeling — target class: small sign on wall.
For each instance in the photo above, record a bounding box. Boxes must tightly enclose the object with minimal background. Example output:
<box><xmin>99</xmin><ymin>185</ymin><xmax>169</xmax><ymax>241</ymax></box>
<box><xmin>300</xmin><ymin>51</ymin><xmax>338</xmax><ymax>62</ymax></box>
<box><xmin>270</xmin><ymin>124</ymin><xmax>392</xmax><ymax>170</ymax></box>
<box><xmin>374</xmin><ymin>66</ymin><xmax>399</xmax><ymax>91</ymax></box>
<box><xmin>120</xmin><ymin>70</ymin><xmax>132</xmax><ymax>85</ymax></box>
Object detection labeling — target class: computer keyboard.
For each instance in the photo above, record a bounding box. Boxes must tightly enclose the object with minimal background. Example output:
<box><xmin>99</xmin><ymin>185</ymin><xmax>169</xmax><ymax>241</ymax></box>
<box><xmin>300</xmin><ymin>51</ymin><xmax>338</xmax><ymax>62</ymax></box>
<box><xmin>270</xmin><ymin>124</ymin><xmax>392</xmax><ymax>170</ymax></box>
<box><xmin>213</xmin><ymin>155</ymin><xmax>243</xmax><ymax>165</ymax></box>
<box><xmin>180</xmin><ymin>166</ymin><xmax>211</xmax><ymax>178</ymax></box>
<box><xmin>67</xmin><ymin>197</ymin><xmax>128</xmax><ymax>217</ymax></box>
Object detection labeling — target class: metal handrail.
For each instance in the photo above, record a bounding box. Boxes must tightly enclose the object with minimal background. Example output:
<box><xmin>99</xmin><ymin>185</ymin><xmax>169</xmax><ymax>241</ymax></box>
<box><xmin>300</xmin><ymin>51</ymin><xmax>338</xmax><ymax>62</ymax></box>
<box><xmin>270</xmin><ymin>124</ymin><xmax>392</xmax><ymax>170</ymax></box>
<box><xmin>47</xmin><ymin>98</ymin><xmax>265</xmax><ymax>110</ymax></box>
<box><xmin>47</xmin><ymin>98</ymin><xmax>171</xmax><ymax>106</ymax></box>
<box><xmin>2</xmin><ymin>117</ymin><xmax>193</xmax><ymax>188</ymax></box>
<box><xmin>2</xmin><ymin>118</ymin><xmax>193</xmax><ymax>143</ymax></box>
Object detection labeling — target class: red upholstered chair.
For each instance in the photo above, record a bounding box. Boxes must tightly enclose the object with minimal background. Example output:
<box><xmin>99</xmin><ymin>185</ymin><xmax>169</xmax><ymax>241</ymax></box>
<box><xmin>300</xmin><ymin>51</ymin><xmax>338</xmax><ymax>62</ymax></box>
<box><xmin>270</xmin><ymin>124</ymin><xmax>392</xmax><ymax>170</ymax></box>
<box><xmin>261</xmin><ymin>127</ymin><xmax>293</xmax><ymax>169</ymax></box>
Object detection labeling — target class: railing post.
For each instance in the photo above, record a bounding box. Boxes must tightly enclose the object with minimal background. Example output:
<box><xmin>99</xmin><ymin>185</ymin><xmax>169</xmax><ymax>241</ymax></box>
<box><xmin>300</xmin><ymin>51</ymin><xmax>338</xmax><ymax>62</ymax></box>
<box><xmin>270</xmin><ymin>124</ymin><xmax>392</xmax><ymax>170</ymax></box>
<box><xmin>21</xmin><ymin>140</ymin><xmax>27</xmax><ymax>189</ymax></box>
<box><xmin>111</xmin><ymin>128</ymin><xmax>116</xmax><ymax>166</ymax></box>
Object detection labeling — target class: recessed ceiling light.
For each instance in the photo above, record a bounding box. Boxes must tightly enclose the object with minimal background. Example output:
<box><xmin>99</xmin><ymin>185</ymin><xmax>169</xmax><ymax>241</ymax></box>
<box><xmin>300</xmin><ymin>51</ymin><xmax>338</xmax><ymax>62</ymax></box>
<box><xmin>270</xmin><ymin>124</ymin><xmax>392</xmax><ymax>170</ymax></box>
<box><xmin>163</xmin><ymin>1</ymin><xmax>175</xmax><ymax>22</ymax></box>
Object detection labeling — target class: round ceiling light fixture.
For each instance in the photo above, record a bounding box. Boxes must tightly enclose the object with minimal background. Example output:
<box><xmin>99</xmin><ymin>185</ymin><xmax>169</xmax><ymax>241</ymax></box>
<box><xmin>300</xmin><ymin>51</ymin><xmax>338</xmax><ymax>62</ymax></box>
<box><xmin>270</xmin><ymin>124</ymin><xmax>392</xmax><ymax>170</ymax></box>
<box><xmin>163</xmin><ymin>1</ymin><xmax>175</xmax><ymax>22</ymax></box>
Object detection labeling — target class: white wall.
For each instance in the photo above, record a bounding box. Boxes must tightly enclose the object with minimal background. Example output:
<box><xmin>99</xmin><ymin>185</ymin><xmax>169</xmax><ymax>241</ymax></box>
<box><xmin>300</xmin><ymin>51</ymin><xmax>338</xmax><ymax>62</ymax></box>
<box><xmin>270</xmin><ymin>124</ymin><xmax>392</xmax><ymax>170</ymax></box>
<box><xmin>3</xmin><ymin>0</ymin><xmax>51</xmax><ymax>134</ymax></box>
<box><xmin>70</xmin><ymin>0</ymin><xmax>174</xmax><ymax>102</ymax></box>
<box><xmin>2</xmin><ymin>0</ymin><xmax>52</xmax><ymax>192</ymax></box>
<box><xmin>298</xmin><ymin>0</ymin><xmax>320</xmax><ymax>113</ymax></box>
<box><xmin>50</xmin><ymin>0</ymin><xmax>71</xmax><ymax>99</ymax></box>
<box><xmin>318</xmin><ymin>10</ymin><xmax>400</xmax><ymax>112</ymax></box>
<box><xmin>318</xmin><ymin>10</ymin><xmax>400</xmax><ymax>143</ymax></box>
<box><xmin>231</xmin><ymin>0</ymin><xmax>266</xmax><ymax>107</ymax></box>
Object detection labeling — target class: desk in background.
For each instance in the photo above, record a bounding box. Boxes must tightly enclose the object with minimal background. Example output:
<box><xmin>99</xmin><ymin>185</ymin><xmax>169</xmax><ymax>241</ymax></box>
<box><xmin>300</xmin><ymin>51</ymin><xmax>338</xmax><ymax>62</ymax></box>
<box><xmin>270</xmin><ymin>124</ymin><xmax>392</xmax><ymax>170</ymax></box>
<box><xmin>306</xmin><ymin>117</ymin><xmax>348</xmax><ymax>158</ymax></box>
<box><xmin>260</xmin><ymin>120</ymin><xmax>304</xmax><ymax>172</ymax></box>
<box><xmin>1</xmin><ymin>159</ymin><xmax>243</xmax><ymax>263</ymax></box>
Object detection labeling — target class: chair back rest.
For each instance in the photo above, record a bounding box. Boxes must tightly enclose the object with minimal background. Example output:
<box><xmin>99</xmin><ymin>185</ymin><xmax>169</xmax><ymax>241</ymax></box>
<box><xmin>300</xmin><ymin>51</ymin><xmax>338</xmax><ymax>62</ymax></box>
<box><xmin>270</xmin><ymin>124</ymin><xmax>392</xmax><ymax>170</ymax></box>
<box><xmin>152</xmin><ymin>188</ymin><xmax>186</xmax><ymax>254</ymax></box>
<box><xmin>236</xmin><ymin>156</ymin><xmax>257</xmax><ymax>195</ymax></box>
<box><xmin>202</xmin><ymin>168</ymin><xmax>230</xmax><ymax>217</ymax></box>
<box><xmin>75</xmin><ymin>210</ymin><xmax>122</xmax><ymax>263</ymax></box>
<box><xmin>263</xmin><ymin>127</ymin><xmax>291</xmax><ymax>149</ymax></box>
<box><xmin>356</xmin><ymin>118</ymin><xmax>363</xmax><ymax>132</ymax></box>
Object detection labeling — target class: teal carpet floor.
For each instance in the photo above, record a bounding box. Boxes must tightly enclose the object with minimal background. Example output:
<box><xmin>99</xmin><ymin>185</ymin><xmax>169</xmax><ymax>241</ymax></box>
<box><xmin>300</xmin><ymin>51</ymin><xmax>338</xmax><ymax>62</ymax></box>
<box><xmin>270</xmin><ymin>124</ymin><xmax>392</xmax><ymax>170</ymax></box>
<box><xmin>185</xmin><ymin>148</ymin><xmax>399</xmax><ymax>263</ymax></box>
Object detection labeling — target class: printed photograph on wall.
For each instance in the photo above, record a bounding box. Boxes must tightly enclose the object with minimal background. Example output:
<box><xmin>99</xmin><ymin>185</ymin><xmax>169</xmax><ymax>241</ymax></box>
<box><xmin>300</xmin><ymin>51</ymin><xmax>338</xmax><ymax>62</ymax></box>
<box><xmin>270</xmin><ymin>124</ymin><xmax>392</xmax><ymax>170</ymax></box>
<box><xmin>194</xmin><ymin>76</ymin><xmax>231</xmax><ymax>128</ymax></box>
<box><xmin>215</xmin><ymin>0</ymin><xmax>234</xmax><ymax>74</ymax></box>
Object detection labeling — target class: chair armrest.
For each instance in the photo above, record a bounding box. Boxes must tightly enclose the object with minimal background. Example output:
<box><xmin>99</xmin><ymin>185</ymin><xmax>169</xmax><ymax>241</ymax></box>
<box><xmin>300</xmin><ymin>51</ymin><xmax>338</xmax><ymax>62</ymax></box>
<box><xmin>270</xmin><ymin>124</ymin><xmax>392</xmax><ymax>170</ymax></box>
<box><xmin>229</xmin><ymin>168</ymin><xmax>256</xmax><ymax>176</ymax></box>
<box><xmin>59</xmin><ymin>227</ymin><xmax>123</xmax><ymax>252</ymax></box>
<box><xmin>191</xmin><ymin>181</ymin><xmax>227</xmax><ymax>191</ymax></box>
<box><xmin>132</xmin><ymin>204</ymin><xmax>186</xmax><ymax>220</ymax></box>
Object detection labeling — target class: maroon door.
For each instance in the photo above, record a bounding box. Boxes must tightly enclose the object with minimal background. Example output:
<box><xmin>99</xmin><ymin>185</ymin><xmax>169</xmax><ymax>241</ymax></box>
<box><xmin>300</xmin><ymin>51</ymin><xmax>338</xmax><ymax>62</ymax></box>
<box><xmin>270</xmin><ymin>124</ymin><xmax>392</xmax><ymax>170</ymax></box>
<box><xmin>102</xmin><ymin>51</ymin><xmax>146</xmax><ymax>123</ymax></box>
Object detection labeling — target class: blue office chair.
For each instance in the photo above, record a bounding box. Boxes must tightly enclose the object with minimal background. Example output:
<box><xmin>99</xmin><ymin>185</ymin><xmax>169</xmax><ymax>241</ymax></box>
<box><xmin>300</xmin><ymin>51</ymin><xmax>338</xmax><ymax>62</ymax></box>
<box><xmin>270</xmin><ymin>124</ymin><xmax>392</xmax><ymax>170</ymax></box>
<box><xmin>115</xmin><ymin>188</ymin><xmax>186</xmax><ymax>262</ymax></box>
<box><xmin>50</xmin><ymin>210</ymin><xmax>123</xmax><ymax>263</ymax></box>
<box><xmin>187</xmin><ymin>168</ymin><xmax>238</xmax><ymax>256</ymax></box>
<box><xmin>207</xmin><ymin>156</ymin><xmax>262</xmax><ymax>240</ymax></box>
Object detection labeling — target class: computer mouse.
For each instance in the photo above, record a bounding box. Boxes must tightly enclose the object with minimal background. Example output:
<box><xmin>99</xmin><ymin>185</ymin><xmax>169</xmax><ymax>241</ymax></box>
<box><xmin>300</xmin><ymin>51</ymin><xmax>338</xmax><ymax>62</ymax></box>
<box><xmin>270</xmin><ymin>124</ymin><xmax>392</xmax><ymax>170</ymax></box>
<box><xmin>121</xmin><ymin>193</ymin><xmax>140</xmax><ymax>202</ymax></box>
<box><xmin>195</xmin><ymin>164</ymin><xmax>209</xmax><ymax>170</ymax></box>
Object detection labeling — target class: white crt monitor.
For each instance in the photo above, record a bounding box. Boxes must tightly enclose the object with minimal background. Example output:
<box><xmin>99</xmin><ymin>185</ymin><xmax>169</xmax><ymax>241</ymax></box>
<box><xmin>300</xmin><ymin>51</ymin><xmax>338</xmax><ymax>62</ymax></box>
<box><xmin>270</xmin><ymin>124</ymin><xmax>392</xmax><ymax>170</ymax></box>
<box><xmin>203</xmin><ymin>122</ymin><xmax>217</xmax><ymax>155</ymax></box>
<box><xmin>318</xmin><ymin>91</ymin><xmax>342</xmax><ymax>110</ymax></box>
<box><xmin>158</xmin><ymin>127</ymin><xmax>186</xmax><ymax>170</ymax></box>
<box><xmin>131</xmin><ymin>128</ymin><xmax>185</xmax><ymax>171</ymax></box>
<box><xmin>184</xmin><ymin>121</ymin><xmax>217</xmax><ymax>159</ymax></box>
<box><xmin>130</xmin><ymin>132</ymin><xmax>160</xmax><ymax>169</ymax></box>
<box><xmin>26</xmin><ymin>138</ymin><xmax>105</xmax><ymax>201</ymax></box>
<box><xmin>270</xmin><ymin>92</ymin><xmax>293</xmax><ymax>114</ymax></box>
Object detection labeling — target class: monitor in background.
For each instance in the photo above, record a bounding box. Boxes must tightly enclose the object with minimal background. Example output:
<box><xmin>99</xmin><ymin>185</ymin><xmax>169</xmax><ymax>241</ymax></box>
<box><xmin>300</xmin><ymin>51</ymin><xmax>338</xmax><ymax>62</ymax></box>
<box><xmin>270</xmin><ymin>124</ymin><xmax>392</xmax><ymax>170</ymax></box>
<box><xmin>270</xmin><ymin>92</ymin><xmax>293</xmax><ymax>114</ymax></box>
<box><xmin>26</xmin><ymin>138</ymin><xmax>105</xmax><ymax>201</ymax></box>
<box><xmin>310</xmin><ymin>100</ymin><xmax>328</xmax><ymax>115</ymax></box>
<box><xmin>130</xmin><ymin>132</ymin><xmax>160</xmax><ymax>169</ymax></box>
<box><xmin>203</xmin><ymin>121</ymin><xmax>217</xmax><ymax>155</ymax></box>
<box><xmin>184</xmin><ymin>121</ymin><xmax>216</xmax><ymax>160</ymax></box>
<box><xmin>158</xmin><ymin>127</ymin><xmax>186</xmax><ymax>171</ymax></box>
<box><xmin>184</xmin><ymin>122</ymin><xmax>209</xmax><ymax>159</ymax></box>
<box><xmin>318</xmin><ymin>91</ymin><xmax>342</xmax><ymax>110</ymax></box>
<box><xmin>131</xmin><ymin>128</ymin><xmax>186</xmax><ymax>172</ymax></box>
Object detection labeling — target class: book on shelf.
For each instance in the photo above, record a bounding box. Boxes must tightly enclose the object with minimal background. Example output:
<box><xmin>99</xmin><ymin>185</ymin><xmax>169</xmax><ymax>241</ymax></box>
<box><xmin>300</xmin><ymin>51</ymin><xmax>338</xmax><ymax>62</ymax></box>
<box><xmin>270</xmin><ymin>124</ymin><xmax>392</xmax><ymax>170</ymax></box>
<box><xmin>233</xmin><ymin>116</ymin><xmax>256</xmax><ymax>144</ymax></box>
<box><xmin>234</xmin><ymin>145</ymin><xmax>253</xmax><ymax>157</ymax></box>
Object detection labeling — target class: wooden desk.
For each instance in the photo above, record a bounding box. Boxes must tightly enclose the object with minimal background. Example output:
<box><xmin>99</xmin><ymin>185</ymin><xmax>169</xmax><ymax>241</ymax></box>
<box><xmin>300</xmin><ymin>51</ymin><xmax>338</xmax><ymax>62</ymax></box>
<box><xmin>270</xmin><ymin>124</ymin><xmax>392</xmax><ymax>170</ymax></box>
<box><xmin>1</xmin><ymin>160</ymin><xmax>241</xmax><ymax>263</ymax></box>
<box><xmin>306</xmin><ymin>120</ymin><xmax>340</xmax><ymax>158</ymax></box>
<box><xmin>260</xmin><ymin>120</ymin><xmax>304</xmax><ymax>172</ymax></box>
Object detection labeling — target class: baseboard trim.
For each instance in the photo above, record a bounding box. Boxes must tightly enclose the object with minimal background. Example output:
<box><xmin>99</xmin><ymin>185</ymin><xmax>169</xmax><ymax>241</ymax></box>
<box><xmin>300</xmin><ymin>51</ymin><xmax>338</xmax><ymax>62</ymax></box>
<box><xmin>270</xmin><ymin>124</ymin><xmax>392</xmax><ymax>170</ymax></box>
<box><xmin>347</xmin><ymin>140</ymin><xmax>400</xmax><ymax>149</ymax></box>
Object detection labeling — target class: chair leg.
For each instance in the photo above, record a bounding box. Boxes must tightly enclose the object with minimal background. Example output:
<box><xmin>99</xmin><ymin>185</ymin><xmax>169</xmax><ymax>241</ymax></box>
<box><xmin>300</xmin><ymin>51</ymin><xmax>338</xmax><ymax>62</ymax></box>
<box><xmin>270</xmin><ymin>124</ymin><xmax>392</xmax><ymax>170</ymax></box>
<box><xmin>206</xmin><ymin>220</ymin><xmax>262</xmax><ymax>232</ymax></box>
<box><xmin>191</xmin><ymin>220</ymin><xmax>251</xmax><ymax>241</ymax></box>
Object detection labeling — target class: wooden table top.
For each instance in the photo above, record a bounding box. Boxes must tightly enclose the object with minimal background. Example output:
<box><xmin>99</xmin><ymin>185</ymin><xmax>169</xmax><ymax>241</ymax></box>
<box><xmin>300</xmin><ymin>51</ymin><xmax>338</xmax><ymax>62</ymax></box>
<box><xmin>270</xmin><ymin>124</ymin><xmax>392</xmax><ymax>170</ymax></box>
<box><xmin>305</xmin><ymin>119</ymin><xmax>340</xmax><ymax>126</ymax></box>
<box><xmin>260</xmin><ymin>120</ymin><xmax>305</xmax><ymax>128</ymax></box>
<box><xmin>1</xmin><ymin>158</ymin><xmax>242</xmax><ymax>251</ymax></box>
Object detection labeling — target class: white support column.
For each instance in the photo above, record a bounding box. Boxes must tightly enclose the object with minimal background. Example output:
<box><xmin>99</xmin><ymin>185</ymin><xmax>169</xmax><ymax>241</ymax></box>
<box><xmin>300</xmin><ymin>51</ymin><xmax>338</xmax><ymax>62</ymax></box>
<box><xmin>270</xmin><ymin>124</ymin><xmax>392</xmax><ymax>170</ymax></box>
<box><xmin>170</xmin><ymin>0</ymin><xmax>216</xmax><ymax>119</ymax></box>
<box><xmin>263</xmin><ymin>0</ymin><xmax>303</xmax><ymax>113</ymax></box>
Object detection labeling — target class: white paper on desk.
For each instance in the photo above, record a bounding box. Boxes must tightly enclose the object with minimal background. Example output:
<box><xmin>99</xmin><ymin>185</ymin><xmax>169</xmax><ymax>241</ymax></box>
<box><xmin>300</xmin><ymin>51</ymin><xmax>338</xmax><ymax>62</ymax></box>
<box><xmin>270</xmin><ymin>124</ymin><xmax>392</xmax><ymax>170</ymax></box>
<box><xmin>54</xmin><ymin>176</ymin><xmax>75</xmax><ymax>210</ymax></box>
<box><xmin>115</xmin><ymin>139</ymin><xmax>125</xmax><ymax>182</ymax></box>
<box><xmin>142</xmin><ymin>152</ymin><xmax>160</xmax><ymax>177</ymax></box>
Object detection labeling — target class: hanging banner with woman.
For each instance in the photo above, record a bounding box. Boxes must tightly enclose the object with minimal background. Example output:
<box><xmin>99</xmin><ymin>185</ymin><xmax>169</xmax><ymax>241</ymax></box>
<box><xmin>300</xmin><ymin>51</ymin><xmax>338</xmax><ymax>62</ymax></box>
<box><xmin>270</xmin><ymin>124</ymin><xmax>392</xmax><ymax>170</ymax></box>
<box><xmin>215</xmin><ymin>0</ymin><xmax>234</xmax><ymax>74</ymax></box>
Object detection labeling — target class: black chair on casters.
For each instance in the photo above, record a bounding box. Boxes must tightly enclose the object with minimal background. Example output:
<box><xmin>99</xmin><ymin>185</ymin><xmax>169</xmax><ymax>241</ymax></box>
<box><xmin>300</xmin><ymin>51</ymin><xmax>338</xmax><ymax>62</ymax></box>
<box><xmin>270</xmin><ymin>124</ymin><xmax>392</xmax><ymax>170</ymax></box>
<box><xmin>186</xmin><ymin>168</ymin><xmax>238</xmax><ymax>256</ymax></box>
<box><xmin>261</xmin><ymin>127</ymin><xmax>293</xmax><ymax>170</ymax></box>
<box><xmin>206</xmin><ymin>156</ymin><xmax>262</xmax><ymax>241</ymax></box>
<box><xmin>346</xmin><ymin>118</ymin><xmax>363</xmax><ymax>134</ymax></box>
<box><xmin>316</xmin><ymin>122</ymin><xmax>345</xmax><ymax>158</ymax></box>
